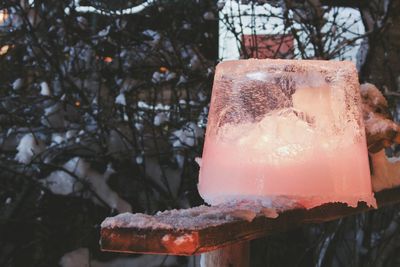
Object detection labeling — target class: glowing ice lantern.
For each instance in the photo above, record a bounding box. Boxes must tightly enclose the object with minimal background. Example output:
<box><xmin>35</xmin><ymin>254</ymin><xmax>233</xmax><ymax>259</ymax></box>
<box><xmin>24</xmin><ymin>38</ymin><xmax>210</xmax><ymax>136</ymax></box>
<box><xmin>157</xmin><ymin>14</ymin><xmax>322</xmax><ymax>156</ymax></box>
<box><xmin>198</xmin><ymin>59</ymin><xmax>376</xmax><ymax>209</ymax></box>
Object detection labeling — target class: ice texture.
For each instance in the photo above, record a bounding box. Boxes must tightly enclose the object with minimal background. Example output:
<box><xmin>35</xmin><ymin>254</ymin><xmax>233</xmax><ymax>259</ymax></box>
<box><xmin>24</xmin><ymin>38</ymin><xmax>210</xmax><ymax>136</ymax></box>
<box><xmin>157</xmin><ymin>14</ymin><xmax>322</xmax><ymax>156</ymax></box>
<box><xmin>198</xmin><ymin>59</ymin><xmax>376</xmax><ymax>209</ymax></box>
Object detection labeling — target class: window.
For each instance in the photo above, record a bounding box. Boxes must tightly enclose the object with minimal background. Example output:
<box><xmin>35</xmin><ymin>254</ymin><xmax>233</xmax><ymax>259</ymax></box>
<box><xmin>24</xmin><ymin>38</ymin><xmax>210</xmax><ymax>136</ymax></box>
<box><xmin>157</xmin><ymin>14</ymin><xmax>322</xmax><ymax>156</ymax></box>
<box><xmin>241</xmin><ymin>34</ymin><xmax>295</xmax><ymax>59</ymax></box>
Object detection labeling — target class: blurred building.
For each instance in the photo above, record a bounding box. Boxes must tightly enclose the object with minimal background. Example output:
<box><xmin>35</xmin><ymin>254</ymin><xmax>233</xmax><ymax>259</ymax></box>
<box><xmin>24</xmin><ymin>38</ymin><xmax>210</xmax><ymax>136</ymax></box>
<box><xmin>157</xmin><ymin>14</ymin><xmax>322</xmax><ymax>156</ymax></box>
<box><xmin>218</xmin><ymin>0</ymin><xmax>365</xmax><ymax>62</ymax></box>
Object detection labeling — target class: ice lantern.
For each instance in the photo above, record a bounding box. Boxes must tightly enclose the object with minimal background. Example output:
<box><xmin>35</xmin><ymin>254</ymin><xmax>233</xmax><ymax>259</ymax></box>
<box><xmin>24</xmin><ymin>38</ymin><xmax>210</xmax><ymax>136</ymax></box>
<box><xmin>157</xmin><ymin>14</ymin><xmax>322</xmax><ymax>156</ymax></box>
<box><xmin>198</xmin><ymin>59</ymin><xmax>376</xmax><ymax>209</ymax></box>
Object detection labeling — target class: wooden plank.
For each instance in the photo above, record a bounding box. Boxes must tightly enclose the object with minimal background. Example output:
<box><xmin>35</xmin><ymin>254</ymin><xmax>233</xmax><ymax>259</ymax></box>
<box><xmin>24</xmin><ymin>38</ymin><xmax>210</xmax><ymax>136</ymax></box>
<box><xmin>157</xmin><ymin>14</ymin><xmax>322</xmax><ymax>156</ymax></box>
<box><xmin>100</xmin><ymin>187</ymin><xmax>400</xmax><ymax>256</ymax></box>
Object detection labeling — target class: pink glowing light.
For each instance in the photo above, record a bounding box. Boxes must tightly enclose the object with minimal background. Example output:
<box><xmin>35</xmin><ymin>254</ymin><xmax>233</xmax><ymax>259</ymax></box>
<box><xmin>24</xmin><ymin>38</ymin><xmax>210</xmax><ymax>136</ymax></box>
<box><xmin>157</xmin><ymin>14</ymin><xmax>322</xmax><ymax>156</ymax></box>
<box><xmin>198</xmin><ymin>59</ymin><xmax>376</xmax><ymax>209</ymax></box>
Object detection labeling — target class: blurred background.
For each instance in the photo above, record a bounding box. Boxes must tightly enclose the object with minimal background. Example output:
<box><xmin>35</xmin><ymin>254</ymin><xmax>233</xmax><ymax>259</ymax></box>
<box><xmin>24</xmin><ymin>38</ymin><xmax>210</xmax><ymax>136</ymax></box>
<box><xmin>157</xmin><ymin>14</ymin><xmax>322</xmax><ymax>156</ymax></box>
<box><xmin>0</xmin><ymin>0</ymin><xmax>400</xmax><ymax>266</ymax></box>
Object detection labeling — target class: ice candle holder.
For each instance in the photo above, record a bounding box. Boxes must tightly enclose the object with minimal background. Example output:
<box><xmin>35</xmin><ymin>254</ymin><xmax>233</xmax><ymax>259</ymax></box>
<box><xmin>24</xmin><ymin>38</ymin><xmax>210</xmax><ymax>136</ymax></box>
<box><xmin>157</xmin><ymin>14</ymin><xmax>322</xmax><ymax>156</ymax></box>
<box><xmin>198</xmin><ymin>59</ymin><xmax>376</xmax><ymax>209</ymax></box>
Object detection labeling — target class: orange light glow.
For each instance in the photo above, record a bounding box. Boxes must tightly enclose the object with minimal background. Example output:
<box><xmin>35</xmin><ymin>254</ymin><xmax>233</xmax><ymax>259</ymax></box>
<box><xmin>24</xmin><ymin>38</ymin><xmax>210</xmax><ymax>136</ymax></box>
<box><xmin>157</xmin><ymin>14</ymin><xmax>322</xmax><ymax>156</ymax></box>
<box><xmin>75</xmin><ymin>101</ymin><xmax>81</xmax><ymax>107</ymax></box>
<box><xmin>0</xmin><ymin>45</ymin><xmax>10</xmax><ymax>55</ymax></box>
<box><xmin>104</xmin><ymin>57</ymin><xmax>113</xmax><ymax>63</ymax></box>
<box><xmin>159</xmin><ymin>66</ymin><xmax>168</xmax><ymax>73</ymax></box>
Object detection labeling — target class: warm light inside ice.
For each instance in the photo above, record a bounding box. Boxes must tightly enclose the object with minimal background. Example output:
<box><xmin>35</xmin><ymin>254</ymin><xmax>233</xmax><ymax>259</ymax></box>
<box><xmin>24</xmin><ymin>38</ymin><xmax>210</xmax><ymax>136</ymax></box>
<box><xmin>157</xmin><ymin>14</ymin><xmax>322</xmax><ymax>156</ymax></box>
<box><xmin>198</xmin><ymin>59</ymin><xmax>376</xmax><ymax>209</ymax></box>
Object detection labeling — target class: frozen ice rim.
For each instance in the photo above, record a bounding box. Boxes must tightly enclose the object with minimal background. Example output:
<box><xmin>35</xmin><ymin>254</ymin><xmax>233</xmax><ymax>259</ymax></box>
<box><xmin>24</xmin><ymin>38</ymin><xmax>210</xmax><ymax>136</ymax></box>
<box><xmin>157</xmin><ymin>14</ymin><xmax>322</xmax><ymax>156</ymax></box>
<box><xmin>198</xmin><ymin>59</ymin><xmax>377</xmax><ymax>209</ymax></box>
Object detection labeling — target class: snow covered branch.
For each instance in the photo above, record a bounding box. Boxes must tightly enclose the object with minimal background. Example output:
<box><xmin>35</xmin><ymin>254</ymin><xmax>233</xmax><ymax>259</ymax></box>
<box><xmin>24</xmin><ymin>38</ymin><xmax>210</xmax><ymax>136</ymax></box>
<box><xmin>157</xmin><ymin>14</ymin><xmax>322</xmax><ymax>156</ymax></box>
<box><xmin>66</xmin><ymin>0</ymin><xmax>157</xmax><ymax>16</ymax></box>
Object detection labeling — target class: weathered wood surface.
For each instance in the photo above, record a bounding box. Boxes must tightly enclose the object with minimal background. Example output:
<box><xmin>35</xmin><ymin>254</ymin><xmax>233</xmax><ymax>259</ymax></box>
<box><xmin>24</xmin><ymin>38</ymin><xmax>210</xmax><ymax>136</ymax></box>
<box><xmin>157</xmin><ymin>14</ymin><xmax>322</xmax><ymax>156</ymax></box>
<box><xmin>200</xmin><ymin>241</ymin><xmax>249</xmax><ymax>267</ymax></box>
<box><xmin>100</xmin><ymin>186</ymin><xmax>400</xmax><ymax>256</ymax></box>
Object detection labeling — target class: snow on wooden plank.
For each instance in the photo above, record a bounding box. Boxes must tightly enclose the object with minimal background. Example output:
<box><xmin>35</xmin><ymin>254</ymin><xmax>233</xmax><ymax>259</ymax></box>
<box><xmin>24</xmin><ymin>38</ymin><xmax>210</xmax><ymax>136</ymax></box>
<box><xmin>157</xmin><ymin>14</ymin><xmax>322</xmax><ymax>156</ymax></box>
<box><xmin>100</xmin><ymin>186</ymin><xmax>400</xmax><ymax>256</ymax></box>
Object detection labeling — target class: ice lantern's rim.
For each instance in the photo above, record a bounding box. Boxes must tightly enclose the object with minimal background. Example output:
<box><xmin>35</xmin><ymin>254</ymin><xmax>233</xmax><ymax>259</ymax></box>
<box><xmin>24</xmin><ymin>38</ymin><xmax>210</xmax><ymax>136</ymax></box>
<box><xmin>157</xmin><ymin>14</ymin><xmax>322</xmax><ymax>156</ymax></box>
<box><xmin>214</xmin><ymin>58</ymin><xmax>357</xmax><ymax>78</ymax></box>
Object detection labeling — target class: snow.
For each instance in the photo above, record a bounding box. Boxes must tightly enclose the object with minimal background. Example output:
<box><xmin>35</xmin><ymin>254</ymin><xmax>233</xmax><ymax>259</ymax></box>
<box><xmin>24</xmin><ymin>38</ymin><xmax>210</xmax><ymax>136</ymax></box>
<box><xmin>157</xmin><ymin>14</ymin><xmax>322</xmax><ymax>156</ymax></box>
<box><xmin>143</xmin><ymin>30</ymin><xmax>161</xmax><ymax>46</ymax></box>
<box><xmin>70</xmin><ymin>0</ymin><xmax>156</xmax><ymax>16</ymax></box>
<box><xmin>138</xmin><ymin>101</ymin><xmax>170</xmax><ymax>111</ymax></box>
<box><xmin>153</xmin><ymin>112</ymin><xmax>169</xmax><ymax>126</ymax></box>
<box><xmin>361</xmin><ymin>83</ymin><xmax>399</xmax><ymax>153</ymax></box>
<box><xmin>76</xmin><ymin>16</ymin><xmax>88</xmax><ymax>29</ymax></box>
<box><xmin>101</xmin><ymin>212</ymin><xmax>173</xmax><ymax>229</ymax></box>
<box><xmin>138</xmin><ymin>101</ymin><xmax>150</xmax><ymax>109</ymax></box>
<box><xmin>177</xmin><ymin>75</ymin><xmax>188</xmax><ymax>85</ymax></box>
<box><xmin>42</xmin><ymin>157</ymin><xmax>85</xmax><ymax>195</ymax></box>
<box><xmin>101</xmin><ymin>200</ymin><xmax>284</xmax><ymax>231</ymax></box>
<box><xmin>217</xmin><ymin>1</ymin><xmax>226</xmax><ymax>10</ymax></box>
<box><xmin>189</xmin><ymin>55</ymin><xmax>201</xmax><ymax>70</ymax></box>
<box><xmin>66</xmin><ymin>130</ymin><xmax>77</xmax><ymax>139</ymax></box>
<box><xmin>175</xmin><ymin>154</ymin><xmax>185</xmax><ymax>168</ymax></box>
<box><xmin>194</xmin><ymin>157</ymin><xmax>202</xmax><ymax>167</ymax></box>
<box><xmin>116</xmin><ymin>18</ymin><xmax>127</xmax><ymax>30</ymax></box>
<box><xmin>43</xmin><ymin>157</ymin><xmax>132</xmax><ymax>213</ymax></box>
<box><xmin>40</xmin><ymin>81</ymin><xmax>51</xmax><ymax>96</ymax></box>
<box><xmin>98</xmin><ymin>26</ymin><xmax>110</xmax><ymax>37</ymax></box>
<box><xmin>165</xmin><ymin>71</ymin><xmax>176</xmax><ymax>81</ymax></box>
<box><xmin>197</xmin><ymin>107</ymin><xmax>208</xmax><ymax>127</ymax></box>
<box><xmin>364</xmin><ymin>113</ymin><xmax>398</xmax><ymax>135</ymax></box>
<box><xmin>179</xmin><ymin>99</ymin><xmax>187</xmax><ymax>106</ymax></box>
<box><xmin>134</xmin><ymin>123</ymin><xmax>144</xmax><ymax>131</ymax></box>
<box><xmin>42</xmin><ymin>103</ymin><xmax>66</xmax><ymax>128</ymax></box>
<box><xmin>59</xmin><ymin>248</ymin><xmax>89</xmax><ymax>267</ymax></box>
<box><xmin>115</xmin><ymin>93</ymin><xmax>126</xmax><ymax>106</ymax></box>
<box><xmin>360</xmin><ymin>83</ymin><xmax>388</xmax><ymax>108</ymax></box>
<box><xmin>12</xmin><ymin>78</ymin><xmax>23</xmax><ymax>90</ymax></box>
<box><xmin>15</xmin><ymin>133</ymin><xmax>45</xmax><ymax>164</ymax></box>
<box><xmin>51</xmin><ymin>133</ymin><xmax>66</xmax><ymax>145</ymax></box>
<box><xmin>151</xmin><ymin>71</ymin><xmax>176</xmax><ymax>83</ymax></box>
<box><xmin>60</xmin><ymin>247</ymin><xmax>179</xmax><ymax>267</ymax></box>
<box><xmin>197</xmin><ymin>91</ymin><xmax>207</xmax><ymax>102</ymax></box>
<box><xmin>151</xmin><ymin>71</ymin><xmax>162</xmax><ymax>83</ymax></box>
<box><xmin>171</xmin><ymin>122</ymin><xmax>204</xmax><ymax>148</ymax></box>
<box><xmin>135</xmin><ymin>155</ymin><xmax>143</xmax><ymax>164</ymax></box>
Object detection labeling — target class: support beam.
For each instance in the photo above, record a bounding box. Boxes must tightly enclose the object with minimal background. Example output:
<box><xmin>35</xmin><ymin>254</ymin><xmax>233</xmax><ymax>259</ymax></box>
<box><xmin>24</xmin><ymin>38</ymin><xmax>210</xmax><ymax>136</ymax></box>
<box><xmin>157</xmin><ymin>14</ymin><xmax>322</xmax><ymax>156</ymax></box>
<box><xmin>100</xmin><ymin>186</ymin><xmax>400</xmax><ymax>256</ymax></box>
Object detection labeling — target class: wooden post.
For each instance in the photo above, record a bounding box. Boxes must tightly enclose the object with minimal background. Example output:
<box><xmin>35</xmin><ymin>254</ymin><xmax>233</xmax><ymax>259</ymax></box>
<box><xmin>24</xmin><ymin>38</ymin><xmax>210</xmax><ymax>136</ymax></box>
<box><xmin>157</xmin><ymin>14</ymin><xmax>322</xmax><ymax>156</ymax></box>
<box><xmin>200</xmin><ymin>241</ymin><xmax>250</xmax><ymax>267</ymax></box>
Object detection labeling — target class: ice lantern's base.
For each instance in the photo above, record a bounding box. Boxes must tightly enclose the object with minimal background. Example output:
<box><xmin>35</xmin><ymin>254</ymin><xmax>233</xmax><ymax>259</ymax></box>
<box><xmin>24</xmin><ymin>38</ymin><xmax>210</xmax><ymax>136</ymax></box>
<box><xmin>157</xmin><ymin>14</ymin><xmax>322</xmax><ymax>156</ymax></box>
<box><xmin>198</xmin><ymin>59</ymin><xmax>377</xmax><ymax>210</ymax></box>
